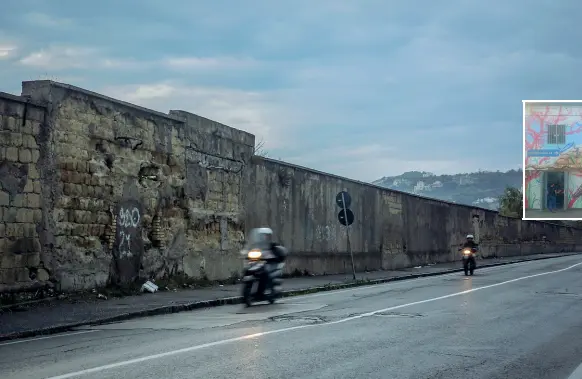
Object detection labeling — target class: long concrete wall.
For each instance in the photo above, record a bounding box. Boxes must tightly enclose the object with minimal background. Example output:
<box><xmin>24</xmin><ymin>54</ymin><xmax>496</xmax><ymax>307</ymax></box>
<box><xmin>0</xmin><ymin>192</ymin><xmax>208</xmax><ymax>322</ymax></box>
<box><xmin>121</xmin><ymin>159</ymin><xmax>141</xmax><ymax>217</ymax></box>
<box><xmin>0</xmin><ymin>80</ymin><xmax>580</xmax><ymax>293</ymax></box>
<box><xmin>246</xmin><ymin>157</ymin><xmax>582</xmax><ymax>275</ymax></box>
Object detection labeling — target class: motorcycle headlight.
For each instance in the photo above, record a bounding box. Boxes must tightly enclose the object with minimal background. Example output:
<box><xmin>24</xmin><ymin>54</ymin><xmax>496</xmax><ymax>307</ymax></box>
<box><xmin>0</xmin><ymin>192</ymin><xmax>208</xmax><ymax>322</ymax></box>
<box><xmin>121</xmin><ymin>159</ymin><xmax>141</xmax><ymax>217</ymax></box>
<box><xmin>463</xmin><ymin>249</ymin><xmax>471</xmax><ymax>255</ymax></box>
<box><xmin>247</xmin><ymin>249</ymin><xmax>262</xmax><ymax>260</ymax></box>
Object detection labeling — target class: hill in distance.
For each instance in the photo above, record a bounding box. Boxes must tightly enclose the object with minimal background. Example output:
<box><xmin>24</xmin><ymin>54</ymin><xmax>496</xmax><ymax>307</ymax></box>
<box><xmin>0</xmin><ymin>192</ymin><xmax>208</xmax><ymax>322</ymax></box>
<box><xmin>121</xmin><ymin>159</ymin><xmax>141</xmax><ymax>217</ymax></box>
<box><xmin>371</xmin><ymin>169</ymin><xmax>523</xmax><ymax>210</ymax></box>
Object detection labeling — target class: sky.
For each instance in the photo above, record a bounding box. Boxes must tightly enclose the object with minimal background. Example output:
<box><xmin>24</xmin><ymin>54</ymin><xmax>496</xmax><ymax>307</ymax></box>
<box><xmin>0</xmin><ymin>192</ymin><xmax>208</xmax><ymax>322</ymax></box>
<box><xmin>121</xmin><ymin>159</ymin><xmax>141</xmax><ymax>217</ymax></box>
<box><xmin>0</xmin><ymin>0</ymin><xmax>581</xmax><ymax>182</ymax></box>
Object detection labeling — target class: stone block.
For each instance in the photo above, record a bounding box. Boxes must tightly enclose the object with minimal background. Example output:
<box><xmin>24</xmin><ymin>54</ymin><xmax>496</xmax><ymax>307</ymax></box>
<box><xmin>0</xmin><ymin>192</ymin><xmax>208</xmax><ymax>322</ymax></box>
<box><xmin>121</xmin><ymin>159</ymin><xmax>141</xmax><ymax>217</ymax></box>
<box><xmin>28</xmin><ymin>165</ymin><xmax>39</xmax><ymax>179</ymax></box>
<box><xmin>3</xmin><ymin>116</ymin><xmax>19</xmax><ymax>132</ymax></box>
<box><xmin>5</xmin><ymin>223</ymin><xmax>24</xmax><ymax>238</ymax></box>
<box><xmin>2</xmin><ymin>207</ymin><xmax>16</xmax><ymax>222</ymax></box>
<box><xmin>22</xmin><ymin>134</ymin><xmax>38</xmax><ymax>149</ymax></box>
<box><xmin>5</xmin><ymin>146</ymin><xmax>18</xmax><ymax>162</ymax></box>
<box><xmin>0</xmin><ymin>223</ymin><xmax>4</xmax><ymax>238</ymax></box>
<box><xmin>96</xmin><ymin>212</ymin><xmax>110</xmax><ymax>224</ymax></box>
<box><xmin>0</xmin><ymin>147</ymin><xmax>5</xmax><ymax>160</ymax></box>
<box><xmin>0</xmin><ymin>268</ymin><xmax>15</xmax><ymax>284</ymax></box>
<box><xmin>25</xmin><ymin>193</ymin><xmax>41</xmax><ymax>208</ymax></box>
<box><xmin>63</xmin><ymin>183</ymin><xmax>75</xmax><ymax>196</ymax></box>
<box><xmin>19</xmin><ymin>148</ymin><xmax>32</xmax><ymax>163</ymax></box>
<box><xmin>31</xmin><ymin>149</ymin><xmax>40</xmax><ymax>162</ymax></box>
<box><xmin>11</xmin><ymin>194</ymin><xmax>24</xmax><ymax>207</ymax></box>
<box><xmin>20</xmin><ymin>121</ymin><xmax>31</xmax><ymax>135</ymax></box>
<box><xmin>68</xmin><ymin>172</ymin><xmax>82</xmax><ymax>184</ymax></box>
<box><xmin>0</xmin><ymin>191</ymin><xmax>9</xmax><ymax>206</ymax></box>
<box><xmin>73</xmin><ymin>210</ymin><xmax>91</xmax><ymax>223</ymax></box>
<box><xmin>23</xmin><ymin>179</ymin><xmax>34</xmax><ymax>193</ymax></box>
<box><xmin>33</xmin><ymin>209</ymin><xmax>42</xmax><ymax>223</ymax></box>
<box><xmin>0</xmin><ymin>131</ymin><xmax>22</xmax><ymax>147</ymax></box>
<box><xmin>33</xmin><ymin>180</ymin><xmax>41</xmax><ymax>193</ymax></box>
<box><xmin>15</xmin><ymin>267</ymin><xmax>31</xmax><ymax>282</ymax></box>
<box><xmin>0</xmin><ymin>252</ymin><xmax>14</xmax><ymax>270</ymax></box>
<box><xmin>72</xmin><ymin>223</ymin><xmax>89</xmax><ymax>236</ymax></box>
<box><xmin>76</xmin><ymin>161</ymin><xmax>88</xmax><ymax>173</ymax></box>
<box><xmin>20</xmin><ymin>252</ymin><xmax>39</xmax><ymax>267</ymax></box>
<box><xmin>15</xmin><ymin>208</ymin><xmax>34</xmax><ymax>223</ymax></box>
<box><xmin>32</xmin><ymin>122</ymin><xmax>41</xmax><ymax>135</ymax></box>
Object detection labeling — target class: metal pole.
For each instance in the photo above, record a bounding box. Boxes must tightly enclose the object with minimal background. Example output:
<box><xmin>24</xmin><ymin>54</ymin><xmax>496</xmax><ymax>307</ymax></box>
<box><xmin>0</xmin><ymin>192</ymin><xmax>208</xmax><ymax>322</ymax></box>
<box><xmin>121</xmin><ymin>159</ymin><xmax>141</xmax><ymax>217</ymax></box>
<box><xmin>342</xmin><ymin>192</ymin><xmax>356</xmax><ymax>280</ymax></box>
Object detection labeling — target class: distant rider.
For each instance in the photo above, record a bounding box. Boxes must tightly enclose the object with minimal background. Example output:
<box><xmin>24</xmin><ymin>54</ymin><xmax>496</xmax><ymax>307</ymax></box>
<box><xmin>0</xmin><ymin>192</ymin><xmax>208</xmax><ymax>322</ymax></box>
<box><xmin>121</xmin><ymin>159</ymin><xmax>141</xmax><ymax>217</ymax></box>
<box><xmin>460</xmin><ymin>234</ymin><xmax>478</xmax><ymax>250</ymax></box>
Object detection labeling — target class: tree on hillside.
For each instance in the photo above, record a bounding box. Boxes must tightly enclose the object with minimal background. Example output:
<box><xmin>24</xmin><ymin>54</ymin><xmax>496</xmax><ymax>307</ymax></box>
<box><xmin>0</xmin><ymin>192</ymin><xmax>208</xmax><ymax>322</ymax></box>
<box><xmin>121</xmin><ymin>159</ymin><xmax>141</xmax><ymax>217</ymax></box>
<box><xmin>499</xmin><ymin>186</ymin><xmax>523</xmax><ymax>218</ymax></box>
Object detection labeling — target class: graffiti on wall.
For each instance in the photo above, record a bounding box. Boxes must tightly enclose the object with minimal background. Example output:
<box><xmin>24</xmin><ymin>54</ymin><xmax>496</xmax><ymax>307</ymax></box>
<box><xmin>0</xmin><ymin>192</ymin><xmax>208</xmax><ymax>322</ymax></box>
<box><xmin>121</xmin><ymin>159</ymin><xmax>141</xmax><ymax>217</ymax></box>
<box><xmin>117</xmin><ymin>206</ymin><xmax>141</xmax><ymax>258</ymax></box>
<box><xmin>112</xmin><ymin>199</ymin><xmax>144</xmax><ymax>284</ymax></box>
<box><xmin>525</xmin><ymin>173</ymin><xmax>542</xmax><ymax>209</ymax></box>
<box><xmin>567</xmin><ymin>172</ymin><xmax>582</xmax><ymax>208</ymax></box>
<box><xmin>524</xmin><ymin>104</ymin><xmax>582</xmax><ymax>208</ymax></box>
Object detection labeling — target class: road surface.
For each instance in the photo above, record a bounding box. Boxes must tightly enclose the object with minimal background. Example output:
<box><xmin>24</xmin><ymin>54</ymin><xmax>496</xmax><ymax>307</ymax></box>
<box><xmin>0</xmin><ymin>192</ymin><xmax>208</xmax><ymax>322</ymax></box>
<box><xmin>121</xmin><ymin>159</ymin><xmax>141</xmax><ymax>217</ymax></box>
<box><xmin>2</xmin><ymin>255</ymin><xmax>582</xmax><ymax>379</ymax></box>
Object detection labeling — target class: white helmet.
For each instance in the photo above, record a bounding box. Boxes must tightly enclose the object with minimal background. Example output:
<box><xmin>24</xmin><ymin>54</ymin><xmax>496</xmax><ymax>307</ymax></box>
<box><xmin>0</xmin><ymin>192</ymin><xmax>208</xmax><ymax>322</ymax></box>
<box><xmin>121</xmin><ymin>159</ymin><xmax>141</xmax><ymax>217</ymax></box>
<box><xmin>466</xmin><ymin>234</ymin><xmax>474</xmax><ymax>239</ymax></box>
<box><xmin>257</xmin><ymin>227</ymin><xmax>273</xmax><ymax>235</ymax></box>
<box><xmin>247</xmin><ymin>227</ymin><xmax>273</xmax><ymax>246</ymax></box>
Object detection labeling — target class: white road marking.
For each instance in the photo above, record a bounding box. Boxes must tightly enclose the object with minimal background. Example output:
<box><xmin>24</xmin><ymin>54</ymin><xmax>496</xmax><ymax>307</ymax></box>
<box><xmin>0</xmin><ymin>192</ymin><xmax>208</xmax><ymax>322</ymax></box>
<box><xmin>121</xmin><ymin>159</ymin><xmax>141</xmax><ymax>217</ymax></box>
<box><xmin>0</xmin><ymin>330</ymin><xmax>99</xmax><ymax>347</ymax></box>
<box><xmin>298</xmin><ymin>257</ymin><xmax>547</xmax><ymax>299</ymax></box>
<box><xmin>45</xmin><ymin>260</ymin><xmax>582</xmax><ymax>379</ymax></box>
<box><xmin>0</xmin><ymin>258</ymin><xmax>546</xmax><ymax>347</ymax></box>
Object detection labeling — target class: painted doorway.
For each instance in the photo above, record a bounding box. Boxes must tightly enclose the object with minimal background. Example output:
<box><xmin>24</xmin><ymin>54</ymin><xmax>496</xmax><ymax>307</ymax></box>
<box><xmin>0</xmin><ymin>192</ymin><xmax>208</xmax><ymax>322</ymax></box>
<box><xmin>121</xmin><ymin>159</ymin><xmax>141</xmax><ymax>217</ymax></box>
<box><xmin>544</xmin><ymin>171</ymin><xmax>566</xmax><ymax>210</ymax></box>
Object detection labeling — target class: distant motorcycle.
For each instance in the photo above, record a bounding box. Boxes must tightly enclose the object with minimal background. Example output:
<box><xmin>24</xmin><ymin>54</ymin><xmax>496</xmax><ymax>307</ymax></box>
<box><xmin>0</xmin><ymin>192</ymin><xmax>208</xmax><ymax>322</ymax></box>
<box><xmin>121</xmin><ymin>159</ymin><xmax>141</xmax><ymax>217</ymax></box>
<box><xmin>461</xmin><ymin>247</ymin><xmax>477</xmax><ymax>276</ymax></box>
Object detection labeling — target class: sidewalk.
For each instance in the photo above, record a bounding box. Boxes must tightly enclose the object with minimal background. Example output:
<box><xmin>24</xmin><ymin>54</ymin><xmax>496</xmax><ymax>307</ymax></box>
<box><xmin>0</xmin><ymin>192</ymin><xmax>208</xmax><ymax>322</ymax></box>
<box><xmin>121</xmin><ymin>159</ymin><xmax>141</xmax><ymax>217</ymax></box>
<box><xmin>0</xmin><ymin>253</ymin><xmax>575</xmax><ymax>342</ymax></box>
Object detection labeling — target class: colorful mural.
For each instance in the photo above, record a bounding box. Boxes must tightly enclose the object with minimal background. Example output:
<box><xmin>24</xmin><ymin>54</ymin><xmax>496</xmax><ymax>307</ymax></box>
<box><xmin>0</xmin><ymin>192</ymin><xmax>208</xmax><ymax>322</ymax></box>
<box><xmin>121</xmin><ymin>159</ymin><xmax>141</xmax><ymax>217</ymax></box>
<box><xmin>525</xmin><ymin>103</ymin><xmax>582</xmax><ymax>209</ymax></box>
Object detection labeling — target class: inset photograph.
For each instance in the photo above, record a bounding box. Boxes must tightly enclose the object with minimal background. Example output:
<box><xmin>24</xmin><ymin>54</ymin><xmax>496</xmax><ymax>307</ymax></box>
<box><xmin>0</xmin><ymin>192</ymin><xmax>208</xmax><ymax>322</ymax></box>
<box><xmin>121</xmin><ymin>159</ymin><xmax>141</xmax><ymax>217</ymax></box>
<box><xmin>524</xmin><ymin>100</ymin><xmax>582</xmax><ymax>219</ymax></box>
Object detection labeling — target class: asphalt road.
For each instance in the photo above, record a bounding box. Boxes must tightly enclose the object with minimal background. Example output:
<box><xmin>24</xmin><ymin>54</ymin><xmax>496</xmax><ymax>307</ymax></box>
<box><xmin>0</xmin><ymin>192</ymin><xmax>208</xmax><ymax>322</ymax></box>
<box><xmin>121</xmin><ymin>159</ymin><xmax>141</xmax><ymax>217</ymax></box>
<box><xmin>2</xmin><ymin>255</ymin><xmax>582</xmax><ymax>379</ymax></box>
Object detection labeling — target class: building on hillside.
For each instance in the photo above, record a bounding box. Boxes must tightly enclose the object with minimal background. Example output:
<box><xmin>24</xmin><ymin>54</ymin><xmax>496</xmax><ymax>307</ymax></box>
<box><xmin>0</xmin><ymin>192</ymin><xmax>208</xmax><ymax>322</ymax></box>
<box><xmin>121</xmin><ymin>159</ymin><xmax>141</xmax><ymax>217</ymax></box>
<box><xmin>525</xmin><ymin>102</ymin><xmax>582</xmax><ymax>210</ymax></box>
<box><xmin>413</xmin><ymin>181</ymin><xmax>432</xmax><ymax>192</ymax></box>
<box><xmin>458</xmin><ymin>176</ymin><xmax>475</xmax><ymax>185</ymax></box>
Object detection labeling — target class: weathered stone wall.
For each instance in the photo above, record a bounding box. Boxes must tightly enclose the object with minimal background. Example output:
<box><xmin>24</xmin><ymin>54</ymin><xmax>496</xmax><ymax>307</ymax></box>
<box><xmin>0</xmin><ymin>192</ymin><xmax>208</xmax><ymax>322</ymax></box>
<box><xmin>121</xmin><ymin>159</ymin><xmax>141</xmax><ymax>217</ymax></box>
<box><xmin>246</xmin><ymin>157</ymin><xmax>582</xmax><ymax>276</ymax></box>
<box><xmin>16</xmin><ymin>81</ymin><xmax>254</xmax><ymax>291</ymax></box>
<box><xmin>1</xmin><ymin>79</ymin><xmax>581</xmax><ymax>293</ymax></box>
<box><xmin>0</xmin><ymin>92</ymin><xmax>50</xmax><ymax>293</ymax></box>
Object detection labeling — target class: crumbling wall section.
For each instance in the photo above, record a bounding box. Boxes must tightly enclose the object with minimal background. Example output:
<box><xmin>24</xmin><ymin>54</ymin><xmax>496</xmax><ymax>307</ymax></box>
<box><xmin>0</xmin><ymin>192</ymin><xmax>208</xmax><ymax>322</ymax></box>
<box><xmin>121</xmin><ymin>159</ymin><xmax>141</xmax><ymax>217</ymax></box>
<box><xmin>0</xmin><ymin>92</ymin><xmax>50</xmax><ymax>293</ymax></box>
<box><xmin>19</xmin><ymin>81</ymin><xmax>254</xmax><ymax>291</ymax></box>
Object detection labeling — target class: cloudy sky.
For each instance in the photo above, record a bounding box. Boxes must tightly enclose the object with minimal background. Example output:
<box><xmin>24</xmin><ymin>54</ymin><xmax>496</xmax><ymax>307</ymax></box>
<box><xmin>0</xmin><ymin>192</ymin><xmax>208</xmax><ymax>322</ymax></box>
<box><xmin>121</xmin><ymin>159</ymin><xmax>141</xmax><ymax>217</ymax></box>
<box><xmin>0</xmin><ymin>0</ymin><xmax>580</xmax><ymax>181</ymax></box>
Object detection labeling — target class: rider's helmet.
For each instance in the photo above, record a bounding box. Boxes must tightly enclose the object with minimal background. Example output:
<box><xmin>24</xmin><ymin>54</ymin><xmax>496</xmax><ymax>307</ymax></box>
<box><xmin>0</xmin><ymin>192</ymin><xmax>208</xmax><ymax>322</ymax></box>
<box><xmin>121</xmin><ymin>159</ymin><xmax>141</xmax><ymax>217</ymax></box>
<box><xmin>466</xmin><ymin>234</ymin><xmax>474</xmax><ymax>240</ymax></box>
<box><xmin>256</xmin><ymin>227</ymin><xmax>273</xmax><ymax>244</ymax></box>
<box><xmin>246</xmin><ymin>227</ymin><xmax>274</xmax><ymax>250</ymax></box>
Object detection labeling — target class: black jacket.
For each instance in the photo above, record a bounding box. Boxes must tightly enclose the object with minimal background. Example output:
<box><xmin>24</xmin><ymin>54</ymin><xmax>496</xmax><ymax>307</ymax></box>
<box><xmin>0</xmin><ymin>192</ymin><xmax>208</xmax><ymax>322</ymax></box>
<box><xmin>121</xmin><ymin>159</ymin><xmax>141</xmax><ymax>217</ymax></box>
<box><xmin>270</xmin><ymin>243</ymin><xmax>288</xmax><ymax>262</ymax></box>
<box><xmin>461</xmin><ymin>240</ymin><xmax>478</xmax><ymax>249</ymax></box>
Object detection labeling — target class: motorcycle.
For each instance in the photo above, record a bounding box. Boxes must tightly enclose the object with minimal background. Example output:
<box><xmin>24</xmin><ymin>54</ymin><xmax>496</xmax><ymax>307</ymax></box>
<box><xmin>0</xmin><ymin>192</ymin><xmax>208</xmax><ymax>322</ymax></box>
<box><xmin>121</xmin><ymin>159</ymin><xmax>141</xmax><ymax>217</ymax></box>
<box><xmin>461</xmin><ymin>247</ymin><xmax>477</xmax><ymax>276</ymax></box>
<box><xmin>240</xmin><ymin>238</ymin><xmax>286</xmax><ymax>307</ymax></box>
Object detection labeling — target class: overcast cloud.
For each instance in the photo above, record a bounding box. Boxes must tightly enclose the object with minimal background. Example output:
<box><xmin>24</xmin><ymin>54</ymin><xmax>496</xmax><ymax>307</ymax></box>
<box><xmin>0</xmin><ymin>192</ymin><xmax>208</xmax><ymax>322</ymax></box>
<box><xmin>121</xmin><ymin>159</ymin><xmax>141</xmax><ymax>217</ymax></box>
<box><xmin>1</xmin><ymin>0</ymin><xmax>580</xmax><ymax>181</ymax></box>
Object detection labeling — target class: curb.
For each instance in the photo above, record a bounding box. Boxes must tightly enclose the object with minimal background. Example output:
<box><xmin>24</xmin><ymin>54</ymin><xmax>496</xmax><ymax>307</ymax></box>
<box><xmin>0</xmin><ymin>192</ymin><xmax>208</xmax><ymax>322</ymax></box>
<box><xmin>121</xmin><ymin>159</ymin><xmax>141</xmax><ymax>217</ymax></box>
<box><xmin>0</xmin><ymin>253</ymin><xmax>576</xmax><ymax>342</ymax></box>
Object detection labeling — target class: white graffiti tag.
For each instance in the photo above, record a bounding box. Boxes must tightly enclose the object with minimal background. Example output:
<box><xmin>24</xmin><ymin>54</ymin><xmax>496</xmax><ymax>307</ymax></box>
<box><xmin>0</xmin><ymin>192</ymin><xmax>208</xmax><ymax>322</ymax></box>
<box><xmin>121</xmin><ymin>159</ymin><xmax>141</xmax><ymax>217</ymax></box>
<box><xmin>117</xmin><ymin>207</ymin><xmax>141</xmax><ymax>258</ymax></box>
<box><xmin>118</xmin><ymin>207</ymin><xmax>140</xmax><ymax>228</ymax></box>
<box><xmin>118</xmin><ymin>231</ymin><xmax>132</xmax><ymax>258</ymax></box>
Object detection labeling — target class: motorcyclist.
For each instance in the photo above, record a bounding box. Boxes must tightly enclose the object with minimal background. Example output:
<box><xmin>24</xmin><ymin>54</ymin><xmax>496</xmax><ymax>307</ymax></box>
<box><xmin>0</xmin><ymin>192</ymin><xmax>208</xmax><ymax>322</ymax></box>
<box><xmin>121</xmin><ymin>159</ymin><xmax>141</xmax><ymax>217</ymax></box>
<box><xmin>457</xmin><ymin>234</ymin><xmax>478</xmax><ymax>275</ymax></box>
<box><xmin>250</xmin><ymin>228</ymin><xmax>288</xmax><ymax>297</ymax></box>
<box><xmin>460</xmin><ymin>234</ymin><xmax>478</xmax><ymax>250</ymax></box>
